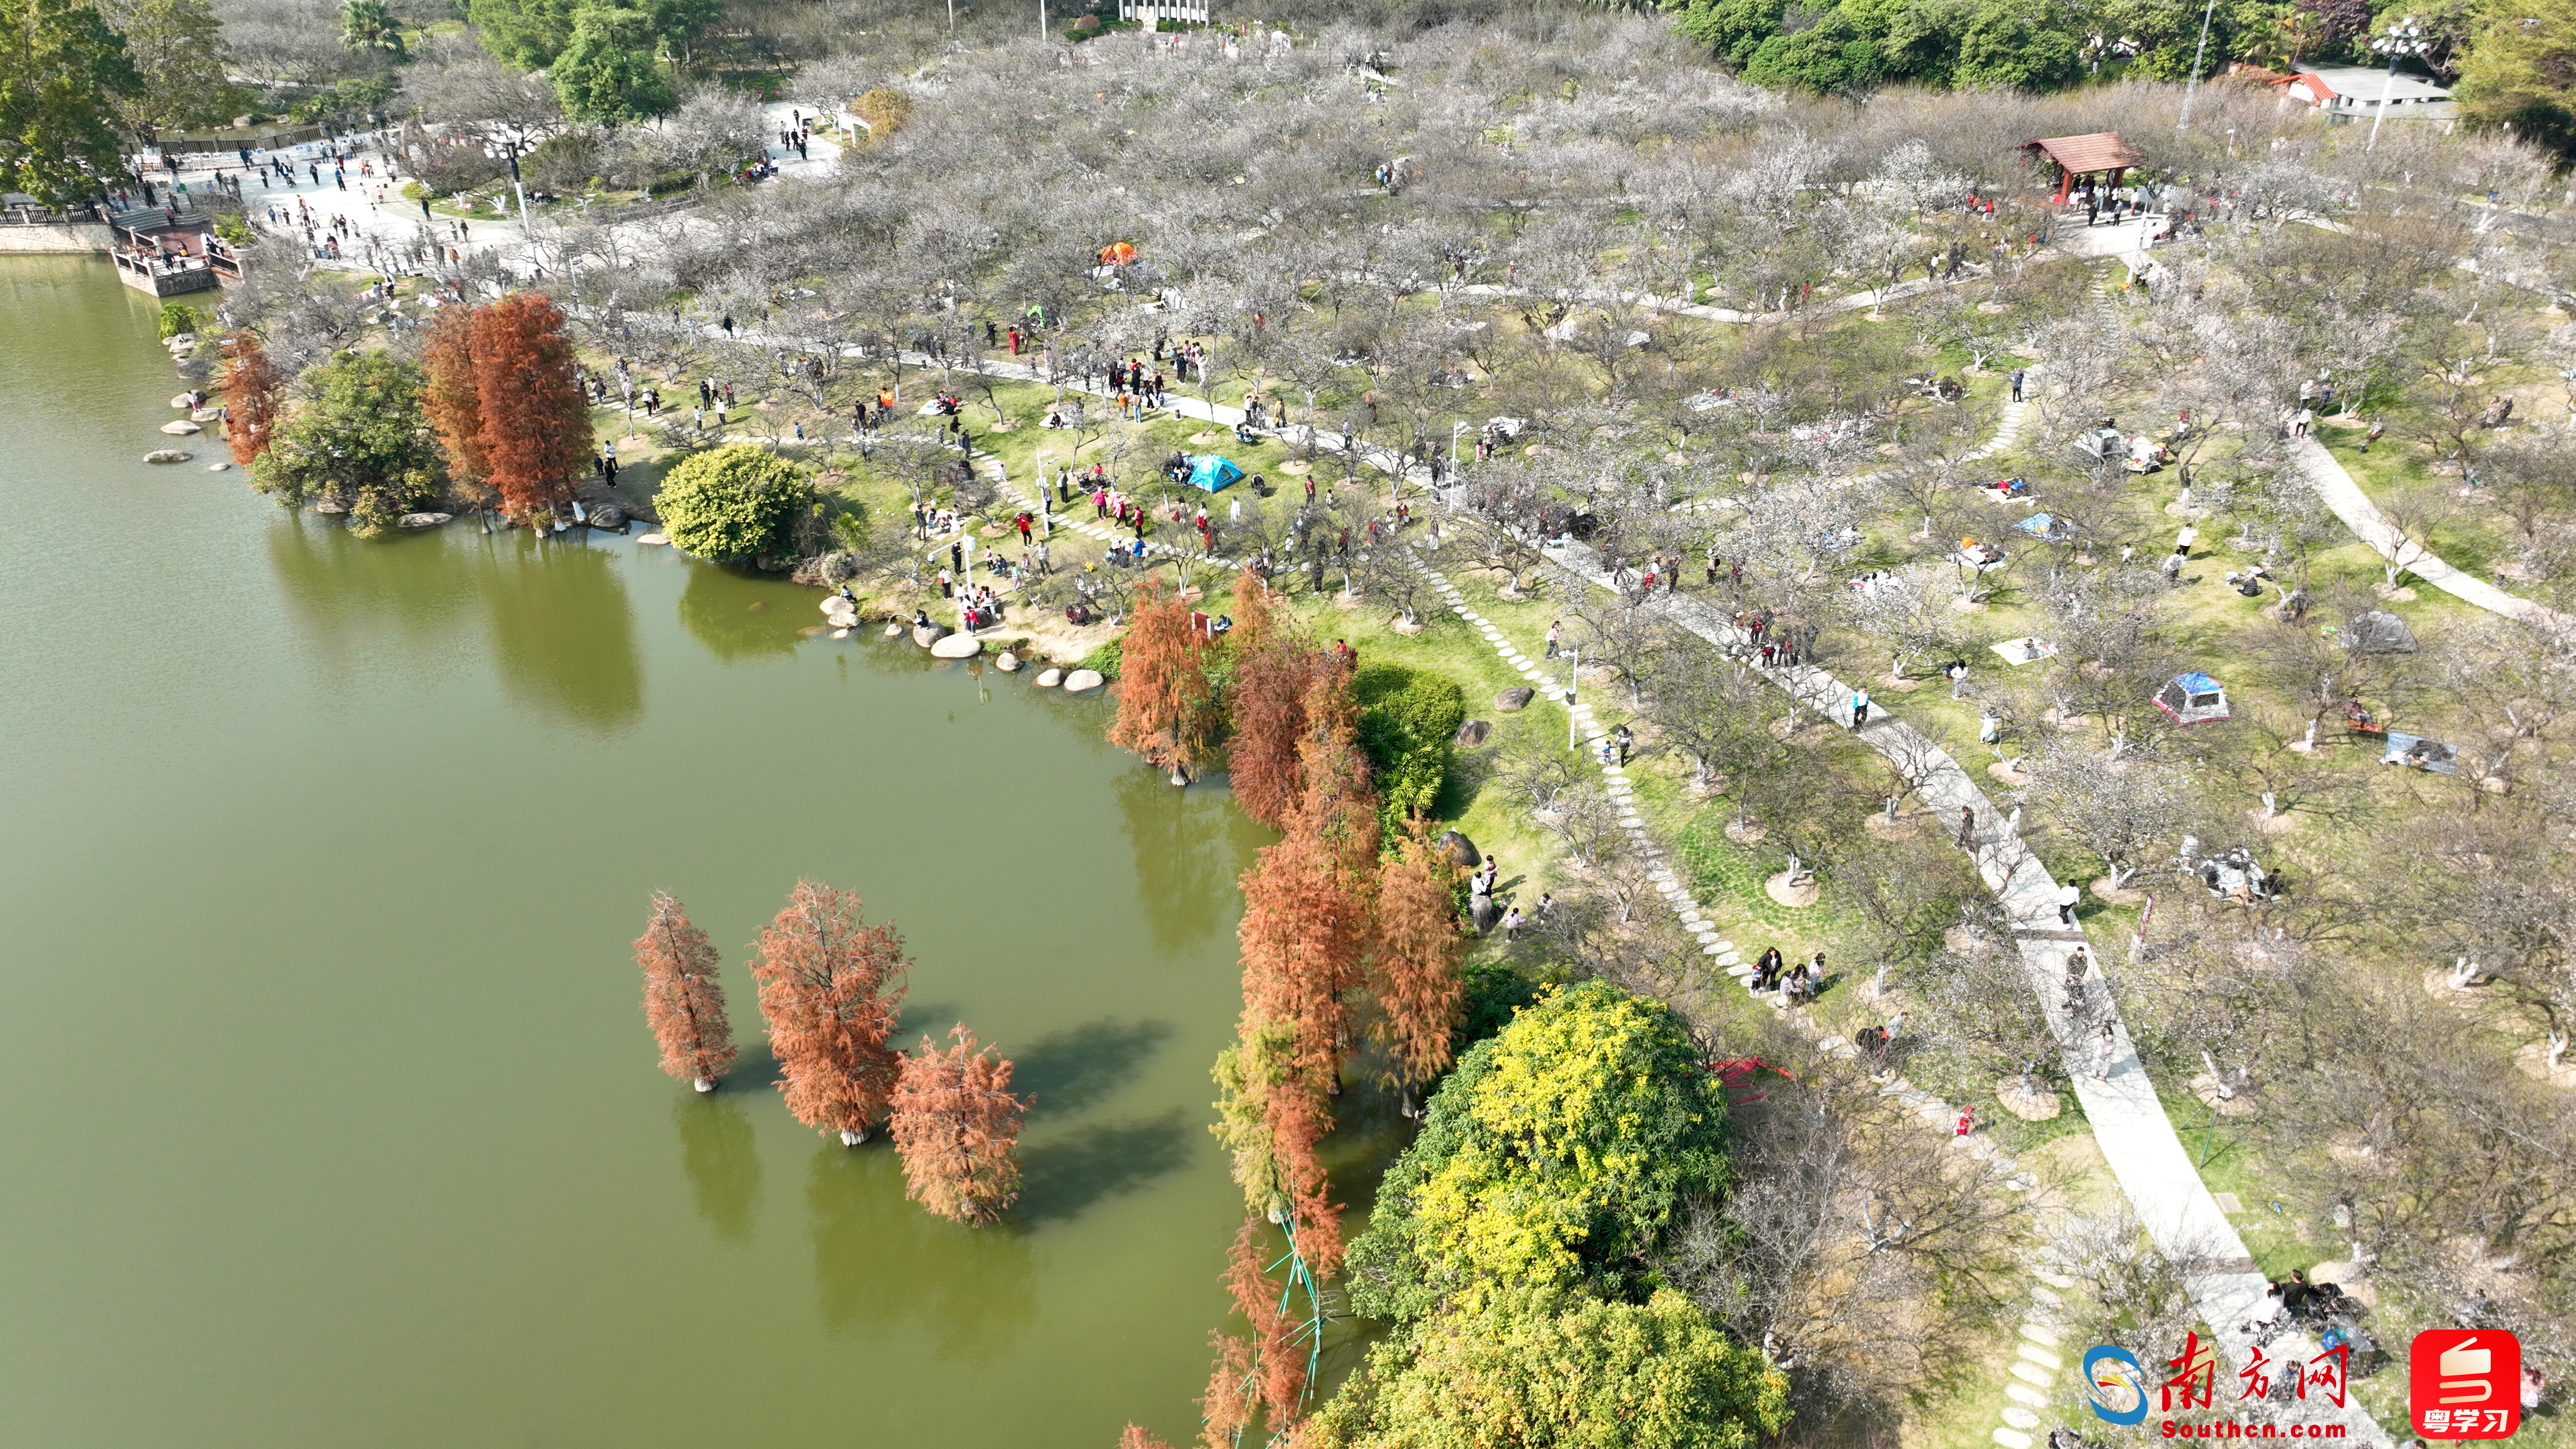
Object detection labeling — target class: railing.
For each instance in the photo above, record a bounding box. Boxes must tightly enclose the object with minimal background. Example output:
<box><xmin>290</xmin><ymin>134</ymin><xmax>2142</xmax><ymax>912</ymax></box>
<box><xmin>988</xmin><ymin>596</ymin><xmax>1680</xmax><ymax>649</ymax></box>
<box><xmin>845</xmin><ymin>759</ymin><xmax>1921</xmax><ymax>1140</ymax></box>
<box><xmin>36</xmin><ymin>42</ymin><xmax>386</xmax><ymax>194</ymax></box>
<box><xmin>2</xmin><ymin>202</ymin><xmax>102</xmax><ymax>226</ymax></box>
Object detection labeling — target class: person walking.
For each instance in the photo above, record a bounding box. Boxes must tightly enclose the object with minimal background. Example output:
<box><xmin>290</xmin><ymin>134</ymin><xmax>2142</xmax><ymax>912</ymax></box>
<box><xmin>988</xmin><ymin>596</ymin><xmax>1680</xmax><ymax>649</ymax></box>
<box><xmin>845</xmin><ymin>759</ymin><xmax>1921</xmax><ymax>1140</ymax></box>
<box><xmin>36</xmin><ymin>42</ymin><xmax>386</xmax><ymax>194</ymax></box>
<box><xmin>1502</xmin><ymin>905</ymin><xmax>1524</xmax><ymax>942</ymax></box>
<box><xmin>1544</xmin><ymin>620</ymin><xmax>1562</xmax><ymax>659</ymax></box>
<box><xmin>1955</xmin><ymin>806</ymin><xmax>1976</xmax><ymax>850</ymax></box>
<box><xmin>2010</xmin><ymin>367</ymin><xmax>2026</xmax><ymax>403</ymax></box>
<box><xmin>2093</xmin><ymin>1021</ymin><xmax>2118</xmax><ymax>1080</ymax></box>
<box><xmin>2057</xmin><ymin>883</ymin><xmax>2080</xmax><ymax>926</ymax></box>
<box><xmin>1850</xmin><ymin>688</ymin><xmax>1872</xmax><ymax>729</ymax></box>
<box><xmin>1613</xmin><ymin>724</ymin><xmax>1632</xmax><ymax>764</ymax></box>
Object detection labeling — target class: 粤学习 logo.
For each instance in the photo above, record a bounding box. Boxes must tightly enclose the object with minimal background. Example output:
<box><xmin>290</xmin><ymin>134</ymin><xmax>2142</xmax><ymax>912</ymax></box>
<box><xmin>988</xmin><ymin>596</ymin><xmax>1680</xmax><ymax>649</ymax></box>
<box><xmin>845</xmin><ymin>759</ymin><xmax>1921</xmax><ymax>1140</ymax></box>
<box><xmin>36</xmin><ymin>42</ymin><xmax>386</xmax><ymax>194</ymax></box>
<box><xmin>2412</xmin><ymin>1330</ymin><xmax>2521</xmax><ymax>1440</ymax></box>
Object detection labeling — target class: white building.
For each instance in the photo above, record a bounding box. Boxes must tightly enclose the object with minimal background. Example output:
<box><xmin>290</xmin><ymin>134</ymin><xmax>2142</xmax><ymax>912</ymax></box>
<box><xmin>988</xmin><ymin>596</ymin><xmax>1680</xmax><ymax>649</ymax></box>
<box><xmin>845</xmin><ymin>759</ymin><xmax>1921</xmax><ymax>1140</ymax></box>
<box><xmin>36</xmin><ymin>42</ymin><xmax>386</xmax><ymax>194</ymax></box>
<box><xmin>2283</xmin><ymin>64</ymin><xmax>2457</xmax><ymax>123</ymax></box>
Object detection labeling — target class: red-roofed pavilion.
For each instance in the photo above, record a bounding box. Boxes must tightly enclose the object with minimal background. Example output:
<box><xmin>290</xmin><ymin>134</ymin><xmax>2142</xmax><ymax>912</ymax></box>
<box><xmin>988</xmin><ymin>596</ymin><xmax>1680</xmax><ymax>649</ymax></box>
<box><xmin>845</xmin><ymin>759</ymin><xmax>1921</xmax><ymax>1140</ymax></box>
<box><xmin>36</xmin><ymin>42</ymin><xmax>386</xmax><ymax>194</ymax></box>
<box><xmin>2020</xmin><ymin>132</ymin><xmax>2145</xmax><ymax>203</ymax></box>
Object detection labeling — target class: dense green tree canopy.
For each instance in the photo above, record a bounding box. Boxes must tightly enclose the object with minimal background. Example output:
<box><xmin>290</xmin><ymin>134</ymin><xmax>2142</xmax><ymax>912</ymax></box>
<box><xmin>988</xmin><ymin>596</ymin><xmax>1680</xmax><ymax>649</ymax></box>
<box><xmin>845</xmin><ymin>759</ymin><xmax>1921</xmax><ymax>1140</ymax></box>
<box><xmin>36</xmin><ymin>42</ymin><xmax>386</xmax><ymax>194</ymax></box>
<box><xmin>255</xmin><ymin>354</ymin><xmax>444</xmax><ymax>536</ymax></box>
<box><xmin>2458</xmin><ymin>0</ymin><xmax>2576</xmax><ymax>154</ymax></box>
<box><xmin>1315</xmin><ymin>1289</ymin><xmax>1790</xmax><ymax>1449</ymax></box>
<box><xmin>658</xmin><ymin>444</ymin><xmax>816</xmax><ymax>564</ymax></box>
<box><xmin>473</xmin><ymin>0</ymin><xmax>714</xmax><ymax>70</ymax></box>
<box><xmin>339</xmin><ymin>0</ymin><xmax>402</xmax><ymax>55</ymax></box>
<box><xmin>0</xmin><ymin>0</ymin><xmax>139</xmax><ymax>201</ymax></box>
<box><xmin>1347</xmin><ymin>981</ymin><xmax>1731</xmax><ymax>1319</ymax></box>
<box><xmin>550</xmin><ymin>3</ymin><xmax>673</xmax><ymax>123</ymax></box>
<box><xmin>95</xmin><ymin>0</ymin><xmax>229</xmax><ymax>139</ymax></box>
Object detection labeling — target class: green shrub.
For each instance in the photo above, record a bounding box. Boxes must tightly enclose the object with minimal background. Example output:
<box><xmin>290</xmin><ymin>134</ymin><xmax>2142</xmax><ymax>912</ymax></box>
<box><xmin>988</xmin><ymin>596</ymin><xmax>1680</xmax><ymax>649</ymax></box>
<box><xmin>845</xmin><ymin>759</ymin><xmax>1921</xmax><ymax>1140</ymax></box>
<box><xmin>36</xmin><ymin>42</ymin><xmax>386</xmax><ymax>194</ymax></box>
<box><xmin>1077</xmin><ymin>635</ymin><xmax>1124</xmax><ymax>679</ymax></box>
<box><xmin>657</xmin><ymin>444</ymin><xmax>814</xmax><ymax>564</ymax></box>
<box><xmin>1353</xmin><ymin>662</ymin><xmax>1466</xmax><ymax>833</ymax></box>
<box><xmin>158</xmin><ymin>302</ymin><xmax>202</xmax><ymax>339</ymax></box>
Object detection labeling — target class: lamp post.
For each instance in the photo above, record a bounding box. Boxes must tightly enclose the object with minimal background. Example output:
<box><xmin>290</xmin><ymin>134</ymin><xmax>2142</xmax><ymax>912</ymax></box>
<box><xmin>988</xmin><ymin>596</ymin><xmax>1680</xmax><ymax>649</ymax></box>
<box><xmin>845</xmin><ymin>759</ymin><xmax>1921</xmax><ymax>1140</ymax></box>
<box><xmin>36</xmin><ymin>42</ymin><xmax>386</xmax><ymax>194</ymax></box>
<box><xmin>2174</xmin><ymin>0</ymin><xmax>2219</xmax><ymax>130</ymax></box>
<box><xmin>2367</xmin><ymin>16</ymin><xmax>2427</xmax><ymax>154</ymax></box>
<box><xmin>1566</xmin><ymin>646</ymin><xmax>1580</xmax><ymax>753</ymax></box>
<box><xmin>1450</xmin><ymin>420</ymin><xmax>1466</xmax><ymax>471</ymax></box>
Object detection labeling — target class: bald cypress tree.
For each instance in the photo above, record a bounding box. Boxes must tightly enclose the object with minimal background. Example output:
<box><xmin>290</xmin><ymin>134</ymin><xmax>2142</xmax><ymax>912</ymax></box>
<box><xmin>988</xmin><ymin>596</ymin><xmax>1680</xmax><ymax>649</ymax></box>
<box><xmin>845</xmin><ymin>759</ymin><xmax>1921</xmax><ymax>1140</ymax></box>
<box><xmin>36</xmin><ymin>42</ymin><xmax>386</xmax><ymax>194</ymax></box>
<box><xmin>632</xmin><ymin>891</ymin><xmax>736</xmax><ymax>1091</ymax></box>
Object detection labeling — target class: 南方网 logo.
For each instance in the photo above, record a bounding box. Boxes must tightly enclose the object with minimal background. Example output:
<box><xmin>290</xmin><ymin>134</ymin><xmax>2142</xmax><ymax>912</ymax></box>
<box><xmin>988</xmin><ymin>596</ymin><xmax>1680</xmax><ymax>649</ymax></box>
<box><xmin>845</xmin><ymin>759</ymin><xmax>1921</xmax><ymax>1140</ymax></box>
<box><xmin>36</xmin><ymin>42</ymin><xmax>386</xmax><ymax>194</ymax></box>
<box><xmin>2086</xmin><ymin>1346</ymin><xmax>2151</xmax><ymax>1426</ymax></box>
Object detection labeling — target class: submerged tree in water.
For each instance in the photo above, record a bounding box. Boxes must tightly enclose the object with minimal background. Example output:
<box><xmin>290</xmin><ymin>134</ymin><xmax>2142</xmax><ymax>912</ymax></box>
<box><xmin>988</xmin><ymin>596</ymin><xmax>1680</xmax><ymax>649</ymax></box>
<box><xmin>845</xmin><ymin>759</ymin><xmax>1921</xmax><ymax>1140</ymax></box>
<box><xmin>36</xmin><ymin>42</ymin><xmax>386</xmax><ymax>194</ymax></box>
<box><xmin>632</xmin><ymin>890</ymin><xmax>736</xmax><ymax>1091</ymax></box>
<box><xmin>750</xmin><ymin>880</ymin><xmax>908</xmax><ymax>1145</ymax></box>
<box><xmin>470</xmin><ymin>291</ymin><xmax>593</xmax><ymax>523</ymax></box>
<box><xmin>1108</xmin><ymin>578</ymin><xmax>1221</xmax><ymax>781</ymax></box>
<box><xmin>1370</xmin><ymin>821</ymin><xmax>1468</xmax><ymax>1120</ymax></box>
<box><xmin>891</xmin><ymin>1024</ymin><xmax>1028</xmax><ymax>1224</ymax></box>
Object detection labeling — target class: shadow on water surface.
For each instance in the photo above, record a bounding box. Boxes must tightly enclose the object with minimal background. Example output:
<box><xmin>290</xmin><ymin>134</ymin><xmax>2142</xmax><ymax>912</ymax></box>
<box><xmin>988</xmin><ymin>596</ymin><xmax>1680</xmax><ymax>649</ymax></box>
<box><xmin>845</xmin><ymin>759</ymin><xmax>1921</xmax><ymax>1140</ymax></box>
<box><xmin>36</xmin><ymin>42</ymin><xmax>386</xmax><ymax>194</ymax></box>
<box><xmin>806</xmin><ymin>1146</ymin><xmax>1036</xmax><ymax>1353</ymax></box>
<box><xmin>266</xmin><ymin>519</ymin><xmax>644</xmax><ymax>733</ymax></box>
<box><xmin>1015</xmin><ymin>1109</ymin><xmax>1195</xmax><ymax>1227</ymax></box>
<box><xmin>471</xmin><ymin>535</ymin><xmax>643</xmax><ymax>732</ymax></box>
<box><xmin>678</xmin><ymin>563</ymin><xmax>805</xmax><ymax>664</ymax></box>
<box><xmin>1116</xmin><ymin>767</ymin><xmax>1259</xmax><ymax>953</ymax></box>
<box><xmin>673</xmin><ymin>1092</ymin><xmax>761</xmax><ymax>1242</ymax></box>
<box><xmin>1008</xmin><ymin>1017</ymin><xmax>1176</xmax><ymax>1119</ymax></box>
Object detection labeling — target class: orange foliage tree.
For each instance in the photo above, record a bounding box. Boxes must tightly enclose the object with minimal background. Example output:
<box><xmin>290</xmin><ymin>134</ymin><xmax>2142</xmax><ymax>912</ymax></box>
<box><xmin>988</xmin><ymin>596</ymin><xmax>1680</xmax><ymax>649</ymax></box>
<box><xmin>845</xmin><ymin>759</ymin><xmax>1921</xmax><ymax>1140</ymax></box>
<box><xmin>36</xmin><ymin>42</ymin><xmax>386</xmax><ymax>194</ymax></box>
<box><xmin>1226</xmin><ymin>570</ymin><xmax>1319</xmax><ymax>831</ymax></box>
<box><xmin>421</xmin><ymin>305</ymin><xmax>489</xmax><ymax>507</ymax></box>
<box><xmin>468</xmin><ymin>292</ymin><xmax>592</xmax><ymax>521</ymax></box>
<box><xmin>1289</xmin><ymin>662</ymin><xmax>1381</xmax><ymax>878</ymax></box>
<box><xmin>1108</xmin><ymin>579</ymin><xmax>1222</xmax><ymax>780</ymax></box>
<box><xmin>1238</xmin><ymin>829</ymin><xmax>1371</xmax><ymax>1102</ymax></box>
<box><xmin>633</xmin><ymin>891</ymin><xmax>737</xmax><ymax>1090</ymax></box>
<box><xmin>749</xmin><ymin>880</ymin><xmax>909</xmax><ymax>1145</ymax></box>
<box><xmin>216</xmin><ymin>333</ymin><xmax>283</xmax><ymax>468</ymax></box>
<box><xmin>1118</xmin><ymin>1426</ymin><xmax>1176</xmax><ymax>1449</ymax></box>
<box><xmin>890</xmin><ymin>1024</ymin><xmax>1030</xmax><ymax>1224</ymax></box>
<box><xmin>1369</xmin><ymin>821</ymin><xmax>1467</xmax><ymax>1118</ymax></box>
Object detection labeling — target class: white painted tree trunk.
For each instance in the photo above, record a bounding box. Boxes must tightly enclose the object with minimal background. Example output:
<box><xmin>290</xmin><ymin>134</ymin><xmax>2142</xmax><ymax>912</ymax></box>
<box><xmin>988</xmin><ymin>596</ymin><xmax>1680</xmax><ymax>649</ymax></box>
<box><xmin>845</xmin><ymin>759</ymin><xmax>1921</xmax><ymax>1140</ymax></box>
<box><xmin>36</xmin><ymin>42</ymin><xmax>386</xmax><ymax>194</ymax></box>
<box><xmin>692</xmin><ymin>1076</ymin><xmax>716</xmax><ymax>1093</ymax></box>
<box><xmin>839</xmin><ymin>1128</ymin><xmax>866</xmax><ymax>1147</ymax></box>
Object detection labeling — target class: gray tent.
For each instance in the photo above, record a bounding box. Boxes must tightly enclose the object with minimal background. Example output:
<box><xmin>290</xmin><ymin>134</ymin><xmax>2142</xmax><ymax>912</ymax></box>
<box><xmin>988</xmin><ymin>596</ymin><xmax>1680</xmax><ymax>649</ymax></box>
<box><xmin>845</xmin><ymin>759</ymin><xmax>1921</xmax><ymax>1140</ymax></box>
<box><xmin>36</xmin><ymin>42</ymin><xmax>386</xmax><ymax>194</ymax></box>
<box><xmin>2344</xmin><ymin>609</ymin><xmax>2418</xmax><ymax>654</ymax></box>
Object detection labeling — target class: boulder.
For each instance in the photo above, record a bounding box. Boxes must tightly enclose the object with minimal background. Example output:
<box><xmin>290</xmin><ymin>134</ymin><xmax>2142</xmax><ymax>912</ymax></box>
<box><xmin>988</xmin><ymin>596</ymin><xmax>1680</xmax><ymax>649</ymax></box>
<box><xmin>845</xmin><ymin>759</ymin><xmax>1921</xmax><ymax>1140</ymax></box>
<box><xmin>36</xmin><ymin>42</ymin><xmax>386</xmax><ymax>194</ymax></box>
<box><xmin>1468</xmin><ymin>894</ymin><xmax>1503</xmax><ymax>934</ymax></box>
<box><xmin>1063</xmin><ymin>668</ymin><xmax>1106</xmax><ymax>693</ymax></box>
<box><xmin>1436</xmin><ymin>829</ymin><xmax>1480</xmax><ymax>869</ymax></box>
<box><xmin>1495</xmin><ymin>685</ymin><xmax>1535</xmax><ymax>712</ymax></box>
<box><xmin>1035</xmin><ymin>668</ymin><xmax>1064</xmax><ymax>687</ymax></box>
<box><xmin>398</xmin><ymin>512</ymin><xmax>453</xmax><ymax>528</ymax></box>
<box><xmin>635</xmin><ymin>532</ymin><xmax>669</xmax><ymax>545</ymax></box>
<box><xmin>1453</xmin><ymin>719</ymin><xmax>1491</xmax><ymax>747</ymax></box>
<box><xmin>168</xmin><ymin>393</ymin><xmax>195</xmax><ymax>408</ymax></box>
<box><xmin>205</xmin><ymin>462</ymin><xmax>230</xmax><ymax>471</ymax></box>
<box><xmin>143</xmin><ymin>449</ymin><xmax>192</xmax><ymax>464</ymax></box>
<box><xmin>2345</xmin><ymin>609</ymin><xmax>2417</xmax><ymax>654</ymax></box>
<box><xmin>588</xmin><ymin>504</ymin><xmax>627</xmax><ymax>531</ymax></box>
<box><xmin>882</xmin><ymin>623</ymin><xmax>905</xmax><ymax>638</ymax></box>
<box><xmin>191</xmin><ymin>407</ymin><xmax>224</xmax><ymax>423</ymax></box>
<box><xmin>160</xmin><ymin>421</ymin><xmax>201</xmax><ymax>436</ymax></box>
<box><xmin>995</xmin><ymin>650</ymin><xmax>1021</xmax><ymax>672</ymax></box>
<box><xmin>930</xmin><ymin>633</ymin><xmax>983</xmax><ymax>659</ymax></box>
<box><xmin>912</xmin><ymin>624</ymin><xmax>951</xmax><ymax>648</ymax></box>
<box><xmin>314</xmin><ymin>501</ymin><xmax>349</xmax><ymax>515</ymax></box>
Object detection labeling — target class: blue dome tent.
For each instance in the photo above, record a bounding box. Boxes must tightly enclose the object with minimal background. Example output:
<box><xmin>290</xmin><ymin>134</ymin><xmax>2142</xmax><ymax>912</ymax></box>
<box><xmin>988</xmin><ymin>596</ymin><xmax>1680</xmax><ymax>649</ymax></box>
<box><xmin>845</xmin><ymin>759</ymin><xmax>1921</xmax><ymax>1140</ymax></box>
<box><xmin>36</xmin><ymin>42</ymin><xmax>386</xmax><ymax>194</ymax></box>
<box><xmin>1185</xmin><ymin>455</ymin><xmax>1244</xmax><ymax>492</ymax></box>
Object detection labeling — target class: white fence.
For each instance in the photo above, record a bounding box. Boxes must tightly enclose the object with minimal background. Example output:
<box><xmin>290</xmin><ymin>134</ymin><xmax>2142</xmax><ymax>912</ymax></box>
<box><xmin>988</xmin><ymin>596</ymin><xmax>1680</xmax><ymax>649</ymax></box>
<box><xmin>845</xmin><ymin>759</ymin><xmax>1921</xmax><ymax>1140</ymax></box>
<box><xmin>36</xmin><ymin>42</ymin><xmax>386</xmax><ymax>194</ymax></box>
<box><xmin>1117</xmin><ymin>0</ymin><xmax>1212</xmax><ymax>23</ymax></box>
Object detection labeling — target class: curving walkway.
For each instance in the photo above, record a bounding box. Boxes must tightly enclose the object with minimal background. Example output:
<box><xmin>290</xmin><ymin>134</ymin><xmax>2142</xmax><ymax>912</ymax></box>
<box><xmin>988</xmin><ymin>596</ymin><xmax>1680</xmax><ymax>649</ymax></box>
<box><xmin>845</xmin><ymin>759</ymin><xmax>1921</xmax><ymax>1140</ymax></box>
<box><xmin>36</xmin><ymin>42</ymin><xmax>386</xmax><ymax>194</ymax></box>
<box><xmin>2289</xmin><ymin>434</ymin><xmax>2571</xmax><ymax>630</ymax></box>
<box><xmin>647</xmin><ymin>327</ymin><xmax>2386</xmax><ymax>1444</ymax></box>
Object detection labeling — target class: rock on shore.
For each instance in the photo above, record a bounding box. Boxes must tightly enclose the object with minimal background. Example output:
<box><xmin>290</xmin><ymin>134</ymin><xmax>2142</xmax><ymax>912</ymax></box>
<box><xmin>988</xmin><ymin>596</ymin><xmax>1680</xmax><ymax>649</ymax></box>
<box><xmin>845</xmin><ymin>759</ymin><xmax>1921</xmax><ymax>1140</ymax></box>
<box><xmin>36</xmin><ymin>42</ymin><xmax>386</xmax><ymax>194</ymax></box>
<box><xmin>144</xmin><ymin>449</ymin><xmax>192</xmax><ymax>464</ymax></box>
<box><xmin>1063</xmin><ymin>668</ymin><xmax>1105</xmax><ymax>693</ymax></box>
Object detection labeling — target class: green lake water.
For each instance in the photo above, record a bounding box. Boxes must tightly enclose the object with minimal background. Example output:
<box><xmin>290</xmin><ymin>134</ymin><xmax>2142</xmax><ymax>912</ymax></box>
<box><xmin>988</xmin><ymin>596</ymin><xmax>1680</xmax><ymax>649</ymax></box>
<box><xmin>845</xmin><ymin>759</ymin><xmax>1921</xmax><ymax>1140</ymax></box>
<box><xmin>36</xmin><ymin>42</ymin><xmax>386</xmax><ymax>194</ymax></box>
<box><xmin>0</xmin><ymin>258</ymin><xmax>1259</xmax><ymax>1448</ymax></box>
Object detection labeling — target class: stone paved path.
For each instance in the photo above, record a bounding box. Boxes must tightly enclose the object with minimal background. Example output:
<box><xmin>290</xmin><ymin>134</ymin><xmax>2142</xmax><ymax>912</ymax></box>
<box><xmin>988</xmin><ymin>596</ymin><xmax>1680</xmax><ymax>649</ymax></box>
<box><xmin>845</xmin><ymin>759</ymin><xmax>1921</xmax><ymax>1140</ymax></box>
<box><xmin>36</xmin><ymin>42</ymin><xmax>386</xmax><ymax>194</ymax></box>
<box><xmin>2289</xmin><ymin>434</ymin><xmax>2569</xmax><ymax>629</ymax></box>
